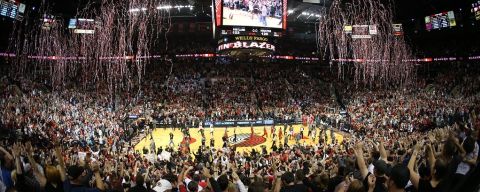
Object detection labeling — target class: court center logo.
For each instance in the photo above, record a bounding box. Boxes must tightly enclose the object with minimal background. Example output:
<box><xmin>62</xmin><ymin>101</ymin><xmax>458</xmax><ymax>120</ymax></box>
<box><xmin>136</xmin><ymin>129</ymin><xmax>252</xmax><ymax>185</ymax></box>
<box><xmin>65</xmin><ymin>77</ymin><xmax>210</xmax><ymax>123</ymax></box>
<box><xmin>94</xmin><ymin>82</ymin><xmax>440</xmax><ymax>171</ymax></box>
<box><xmin>228</xmin><ymin>133</ymin><xmax>266</xmax><ymax>147</ymax></box>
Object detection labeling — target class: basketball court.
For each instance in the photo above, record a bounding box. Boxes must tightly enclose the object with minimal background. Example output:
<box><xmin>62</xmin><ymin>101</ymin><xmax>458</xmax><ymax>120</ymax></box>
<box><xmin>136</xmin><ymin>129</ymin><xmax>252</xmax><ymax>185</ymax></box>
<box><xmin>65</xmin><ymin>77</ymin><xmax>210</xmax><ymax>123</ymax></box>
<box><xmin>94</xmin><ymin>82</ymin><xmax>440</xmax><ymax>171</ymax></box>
<box><xmin>135</xmin><ymin>124</ymin><xmax>344</xmax><ymax>154</ymax></box>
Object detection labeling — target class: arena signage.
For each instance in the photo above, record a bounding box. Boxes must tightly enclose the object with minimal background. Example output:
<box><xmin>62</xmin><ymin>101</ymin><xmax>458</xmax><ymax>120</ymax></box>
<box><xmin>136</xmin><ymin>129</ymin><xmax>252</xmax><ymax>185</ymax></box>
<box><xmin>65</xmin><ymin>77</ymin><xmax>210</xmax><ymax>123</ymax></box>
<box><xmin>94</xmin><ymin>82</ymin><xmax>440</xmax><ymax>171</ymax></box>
<box><xmin>233</xmin><ymin>36</ymin><xmax>269</xmax><ymax>42</ymax></box>
<box><xmin>214</xmin><ymin>121</ymin><xmax>235</xmax><ymax>126</ymax></box>
<box><xmin>217</xmin><ymin>41</ymin><xmax>275</xmax><ymax>52</ymax></box>
<box><xmin>202</xmin><ymin>120</ymin><xmax>275</xmax><ymax>127</ymax></box>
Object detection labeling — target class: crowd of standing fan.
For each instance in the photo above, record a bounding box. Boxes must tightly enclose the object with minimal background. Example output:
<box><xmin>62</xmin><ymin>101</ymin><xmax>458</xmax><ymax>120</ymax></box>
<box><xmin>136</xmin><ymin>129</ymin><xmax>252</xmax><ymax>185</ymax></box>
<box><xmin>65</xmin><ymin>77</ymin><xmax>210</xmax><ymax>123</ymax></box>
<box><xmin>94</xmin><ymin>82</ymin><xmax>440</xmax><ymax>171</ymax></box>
<box><xmin>0</xmin><ymin>62</ymin><xmax>479</xmax><ymax>192</ymax></box>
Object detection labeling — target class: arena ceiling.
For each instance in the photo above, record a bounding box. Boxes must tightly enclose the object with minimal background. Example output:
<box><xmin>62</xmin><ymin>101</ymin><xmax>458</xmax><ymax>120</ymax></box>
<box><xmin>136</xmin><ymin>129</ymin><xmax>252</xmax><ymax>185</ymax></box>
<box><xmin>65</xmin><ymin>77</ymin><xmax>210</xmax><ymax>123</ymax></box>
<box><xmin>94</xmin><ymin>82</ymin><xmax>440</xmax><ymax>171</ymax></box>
<box><xmin>287</xmin><ymin>0</ymin><xmax>330</xmax><ymax>23</ymax></box>
<box><xmin>42</xmin><ymin>0</ymin><xmax>331</xmax><ymax>24</ymax></box>
<box><xmin>17</xmin><ymin>0</ymin><xmax>468</xmax><ymax>24</ymax></box>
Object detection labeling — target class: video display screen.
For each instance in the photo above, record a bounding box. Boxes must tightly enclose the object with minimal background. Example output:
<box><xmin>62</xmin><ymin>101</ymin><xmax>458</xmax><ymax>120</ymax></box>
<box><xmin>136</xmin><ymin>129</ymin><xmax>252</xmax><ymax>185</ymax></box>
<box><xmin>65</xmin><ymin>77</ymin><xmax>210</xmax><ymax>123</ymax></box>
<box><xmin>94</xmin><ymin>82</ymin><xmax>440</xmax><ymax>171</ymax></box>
<box><xmin>352</xmin><ymin>25</ymin><xmax>371</xmax><ymax>39</ymax></box>
<box><xmin>68</xmin><ymin>19</ymin><xmax>77</xmax><ymax>29</ymax></box>
<box><xmin>41</xmin><ymin>15</ymin><xmax>56</xmax><ymax>30</ymax></box>
<box><xmin>344</xmin><ymin>25</ymin><xmax>378</xmax><ymax>39</ymax></box>
<box><xmin>393</xmin><ymin>24</ymin><xmax>403</xmax><ymax>36</ymax></box>
<box><xmin>221</xmin><ymin>0</ymin><xmax>286</xmax><ymax>29</ymax></box>
<box><xmin>70</xmin><ymin>18</ymin><xmax>96</xmax><ymax>34</ymax></box>
<box><xmin>425</xmin><ymin>11</ymin><xmax>456</xmax><ymax>31</ymax></box>
<box><xmin>18</xmin><ymin>3</ymin><xmax>25</xmax><ymax>14</ymax></box>
<box><xmin>472</xmin><ymin>1</ymin><xmax>480</xmax><ymax>20</ymax></box>
<box><xmin>0</xmin><ymin>0</ymin><xmax>18</xmax><ymax>19</ymax></box>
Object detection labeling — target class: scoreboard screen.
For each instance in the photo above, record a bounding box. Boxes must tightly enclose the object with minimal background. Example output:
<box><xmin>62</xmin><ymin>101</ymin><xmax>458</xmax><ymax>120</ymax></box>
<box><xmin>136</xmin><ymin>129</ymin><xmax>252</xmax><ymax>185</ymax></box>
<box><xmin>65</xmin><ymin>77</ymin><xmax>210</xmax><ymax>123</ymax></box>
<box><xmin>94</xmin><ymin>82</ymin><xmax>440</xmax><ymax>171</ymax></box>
<box><xmin>393</xmin><ymin>24</ymin><xmax>403</xmax><ymax>36</ymax></box>
<box><xmin>344</xmin><ymin>25</ymin><xmax>378</xmax><ymax>39</ymax></box>
<box><xmin>425</xmin><ymin>11</ymin><xmax>456</xmax><ymax>31</ymax></box>
<box><xmin>69</xmin><ymin>18</ymin><xmax>97</xmax><ymax>34</ymax></box>
<box><xmin>18</xmin><ymin>3</ymin><xmax>25</xmax><ymax>14</ymax></box>
<box><xmin>41</xmin><ymin>15</ymin><xmax>56</xmax><ymax>30</ymax></box>
<box><xmin>473</xmin><ymin>1</ymin><xmax>480</xmax><ymax>20</ymax></box>
<box><xmin>0</xmin><ymin>0</ymin><xmax>18</xmax><ymax>19</ymax></box>
<box><xmin>68</xmin><ymin>19</ymin><xmax>77</xmax><ymax>29</ymax></box>
<box><xmin>351</xmin><ymin>25</ymin><xmax>372</xmax><ymax>39</ymax></box>
<box><xmin>221</xmin><ymin>27</ymin><xmax>282</xmax><ymax>37</ymax></box>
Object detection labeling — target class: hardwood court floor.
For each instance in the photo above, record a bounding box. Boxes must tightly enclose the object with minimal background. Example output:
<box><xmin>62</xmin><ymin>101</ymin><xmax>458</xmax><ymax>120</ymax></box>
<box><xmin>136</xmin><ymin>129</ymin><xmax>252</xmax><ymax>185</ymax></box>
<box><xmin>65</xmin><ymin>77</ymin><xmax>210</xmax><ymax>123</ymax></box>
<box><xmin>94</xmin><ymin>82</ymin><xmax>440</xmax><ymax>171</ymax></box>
<box><xmin>135</xmin><ymin>124</ymin><xmax>344</xmax><ymax>154</ymax></box>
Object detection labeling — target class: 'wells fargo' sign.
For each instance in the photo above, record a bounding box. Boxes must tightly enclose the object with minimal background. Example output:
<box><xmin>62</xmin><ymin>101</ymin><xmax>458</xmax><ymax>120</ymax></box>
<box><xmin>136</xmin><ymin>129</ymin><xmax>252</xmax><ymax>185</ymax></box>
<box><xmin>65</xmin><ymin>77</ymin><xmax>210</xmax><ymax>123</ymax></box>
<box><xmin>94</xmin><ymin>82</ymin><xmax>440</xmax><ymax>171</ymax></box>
<box><xmin>233</xmin><ymin>36</ymin><xmax>269</xmax><ymax>42</ymax></box>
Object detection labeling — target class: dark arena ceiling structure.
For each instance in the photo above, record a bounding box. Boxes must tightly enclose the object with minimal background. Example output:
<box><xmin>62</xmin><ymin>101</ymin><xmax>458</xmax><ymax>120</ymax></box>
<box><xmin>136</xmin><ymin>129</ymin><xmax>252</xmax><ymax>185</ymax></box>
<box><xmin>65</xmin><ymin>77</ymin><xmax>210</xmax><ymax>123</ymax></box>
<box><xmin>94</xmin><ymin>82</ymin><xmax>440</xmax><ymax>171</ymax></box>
<box><xmin>0</xmin><ymin>0</ymin><xmax>478</xmax><ymax>88</ymax></box>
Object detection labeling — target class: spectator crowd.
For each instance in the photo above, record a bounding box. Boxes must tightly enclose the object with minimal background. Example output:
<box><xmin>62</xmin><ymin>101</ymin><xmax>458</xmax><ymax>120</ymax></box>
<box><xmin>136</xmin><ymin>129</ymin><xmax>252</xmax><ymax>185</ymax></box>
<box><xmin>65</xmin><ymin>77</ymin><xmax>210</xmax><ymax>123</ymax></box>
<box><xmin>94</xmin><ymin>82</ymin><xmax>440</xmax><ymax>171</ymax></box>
<box><xmin>0</xmin><ymin>61</ymin><xmax>479</xmax><ymax>192</ymax></box>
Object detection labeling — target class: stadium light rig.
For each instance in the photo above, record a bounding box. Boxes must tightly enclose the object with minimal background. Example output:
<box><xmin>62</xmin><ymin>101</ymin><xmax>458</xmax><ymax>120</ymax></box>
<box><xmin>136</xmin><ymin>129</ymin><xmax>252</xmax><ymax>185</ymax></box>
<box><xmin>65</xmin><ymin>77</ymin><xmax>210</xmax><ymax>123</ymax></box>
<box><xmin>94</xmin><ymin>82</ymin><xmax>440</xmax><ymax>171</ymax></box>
<box><xmin>156</xmin><ymin>5</ymin><xmax>173</xmax><ymax>10</ymax></box>
<box><xmin>301</xmin><ymin>12</ymin><xmax>322</xmax><ymax>18</ymax></box>
<box><xmin>156</xmin><ymin>5</ymin><xmax>193</xmax><ymax>10</ymax></box>
<box><xmin>129</xmin><ymin>8</ymin><xmax>141</xmax><ymax>12</ymax></box>
<box><xmin>129</xmin><ymin>5</ymin><xmax>194</xmax><ymax>12</ymax></box>
<box><xmin>77</xmin><ymin>18</ymin><xmax>94</xmax><ymax>22</ymax></box>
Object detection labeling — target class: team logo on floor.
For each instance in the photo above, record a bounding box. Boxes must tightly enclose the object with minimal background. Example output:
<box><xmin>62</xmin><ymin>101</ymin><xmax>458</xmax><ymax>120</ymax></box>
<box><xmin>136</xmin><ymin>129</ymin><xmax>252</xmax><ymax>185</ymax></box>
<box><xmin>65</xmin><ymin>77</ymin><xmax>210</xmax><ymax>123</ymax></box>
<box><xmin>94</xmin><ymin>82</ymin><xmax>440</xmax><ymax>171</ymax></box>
<box><xmin>228</xmin><ymin>133</ymin><xmax>266</xmax><ymax>147</ymax></box>
<box><xmin>228</xmin><ymin>133</ymin><xmax>251</xmax><ymax>145</ymax></box>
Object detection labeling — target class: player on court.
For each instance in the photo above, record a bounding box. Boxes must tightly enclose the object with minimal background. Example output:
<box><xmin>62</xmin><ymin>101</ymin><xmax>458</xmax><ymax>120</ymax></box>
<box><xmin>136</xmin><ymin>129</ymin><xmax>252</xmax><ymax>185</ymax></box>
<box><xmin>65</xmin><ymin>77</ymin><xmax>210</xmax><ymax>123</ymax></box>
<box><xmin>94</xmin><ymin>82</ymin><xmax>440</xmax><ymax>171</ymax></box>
<box><xmin>250</xmin><ymin>124</ymin><xmax>254</xmax><ymax>138</ymax></box>
<box><xmin>168</xmin><ymin>132</ymin><xmax>174</xmax><ymax>147</ymax></box>
<box><xmin>270</xmin><ymin>125</ymin><xmax>275</xmax><ymax>138</ymax></box>
<box><xmin>278</xmin><ymin>127</ymin><xmax>283</xmax><ymax>140</ymax></box>
<box><xmin>311</xmin><ymin>127</ymin><xmax>317</xmax><ymax>142</ymax></box>
<box><xmin>272</xmin><ymin>127</ymin><xmax>277</xmax><ymax>140</ymax></box>
<box><xmin>201</xmin><ymin>137</ymin><xmax>206</xmax><ymax>148</ymax></box>
<box><xmin>300</xmin><ymin>126</ymin><xmax>304</xmax><ymax>138</ymax></box>
<box><xmin>222</xmin><ymin>127</ymin><xmax>229</xmax><ymax>148</ymax></box>
<box><xmin>210</xmin><ymin>137</ymin><xmax>215</xmax><ymax>148</ymax></box>
<box><xmin>263</xmin><ymin>126</ymin><xmax>268</xmax><ymax>137</ymax></box>
<box><xmin>199</xmin><ymin>122</ymin><xmax>205</xmax><ymax>138</ymax></box>
<box><xmin>289</xmin><ymin>125</ymin><xmax>294</xmax><ymax>140</ymax></box>
<box><xmin>210</xmin><ymin>123</ymin><xmax>214</xmax><ymax>137</ymax></box>
<box><xmin>233</xmin><ymin>126</ymin><xmax>238</xmax><ymax>142</ymax></box>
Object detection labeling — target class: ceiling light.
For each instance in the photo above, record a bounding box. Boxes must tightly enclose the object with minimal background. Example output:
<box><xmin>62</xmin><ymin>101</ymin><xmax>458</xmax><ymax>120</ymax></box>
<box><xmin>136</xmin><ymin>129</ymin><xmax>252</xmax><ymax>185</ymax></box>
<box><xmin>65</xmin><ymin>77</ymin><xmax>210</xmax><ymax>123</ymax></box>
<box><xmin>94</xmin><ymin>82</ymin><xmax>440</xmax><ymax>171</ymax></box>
<box><xmin>156</xmin><ymin>5</ymin><xmax>173</xmax><ymax>10</ymax></box>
